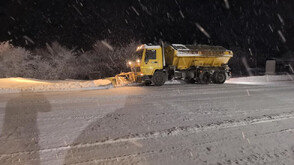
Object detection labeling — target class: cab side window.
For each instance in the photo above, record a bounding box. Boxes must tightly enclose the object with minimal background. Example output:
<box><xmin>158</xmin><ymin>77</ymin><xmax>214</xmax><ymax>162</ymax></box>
<box><xmin>145</xmin><ymin>49</ymin><xmax>156</xmax><ymax>62</ymax></box>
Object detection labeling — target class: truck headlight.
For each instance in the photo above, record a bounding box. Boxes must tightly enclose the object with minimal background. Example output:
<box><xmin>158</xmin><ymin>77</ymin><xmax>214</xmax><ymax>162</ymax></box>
<box><xmin>136</xmin><ymin>59</ymin><xmax>140</xmax><ymax>63</ymax></box>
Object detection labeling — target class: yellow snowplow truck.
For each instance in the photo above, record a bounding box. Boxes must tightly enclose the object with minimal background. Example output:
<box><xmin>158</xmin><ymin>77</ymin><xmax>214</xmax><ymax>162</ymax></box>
<box><xmin>114</xmin><ymin>44</ymin><xmax>233</xmax><ymax>86</ymax></box>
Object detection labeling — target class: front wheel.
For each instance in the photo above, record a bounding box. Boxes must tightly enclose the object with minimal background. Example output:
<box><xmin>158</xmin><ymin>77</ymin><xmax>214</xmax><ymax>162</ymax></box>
<box><xmin>152</xmin><ymin>71</ymin><xmax>166</xmax><ymax>86</ymax></box>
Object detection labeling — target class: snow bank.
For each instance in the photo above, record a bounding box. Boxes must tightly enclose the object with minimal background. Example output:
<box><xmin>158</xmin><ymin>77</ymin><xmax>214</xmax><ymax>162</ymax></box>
<box><xmin>0</xmin><ymin>77</ymin><xmax>112</xmax><ymax>94</ymax></box>
<box><xmin>226</xmin><ymin>75</ymin><xmax>294</xmax><ymax>85</ymax></box>
<box><xmin>164</xmin><ymin>75</ymin><xmax>294</xmax><ymax>86</ymax></box>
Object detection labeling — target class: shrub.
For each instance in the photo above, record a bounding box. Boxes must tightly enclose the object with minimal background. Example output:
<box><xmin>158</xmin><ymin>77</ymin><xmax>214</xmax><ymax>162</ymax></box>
<box><xmin>0</xmin><ymin>41</ymin><xmax>140</xmax><ymax>80</ymax></box>
<box><xmin>0</xmin><ymin>42</ymin><xmax>34</xmax><ymax>78</ymax></box>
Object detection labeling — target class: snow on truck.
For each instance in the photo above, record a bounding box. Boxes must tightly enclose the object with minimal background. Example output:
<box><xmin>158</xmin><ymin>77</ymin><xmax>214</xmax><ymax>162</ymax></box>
<box><xmin>112</xmin><ymin>44</ymin><xmax>233</xmax><ymax>86</ymax></box>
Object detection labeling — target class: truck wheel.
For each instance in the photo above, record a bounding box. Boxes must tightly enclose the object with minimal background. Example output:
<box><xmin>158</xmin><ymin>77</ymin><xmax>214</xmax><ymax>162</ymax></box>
<box><xmin>200</xmin><ymin>72</ymin><xmax>210</xmax><ymax>84</ymax></box>
<box><xmin>212</xmin><ymin>72</ymin><xmax>219</xmax><ymax>84</ymax></box>
<box><xmin>152</xmin><ymin>71</ymin><xmax>166</xmax><ymax>86</ymax></box>
<box><xmin>213</xmin><ymin>71</ymin><xmax>226</xmax><ymax>84</ymax></box>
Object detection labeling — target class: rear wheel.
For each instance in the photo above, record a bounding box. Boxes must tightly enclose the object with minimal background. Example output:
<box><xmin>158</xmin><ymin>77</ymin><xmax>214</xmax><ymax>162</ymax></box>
<box><xmin>212</xmin><ymin>71</ymin><xmax>226</xmax><ymax>84</ymax></box>
<box><xmin>152</xmin><ymin>71</ymin><xmax>166</xmax><ymax>86</ymax></box>
<box><xmin>200</xmin><ymin>72</ymin><xmax>210</xmax><ymax>84</ymax></box>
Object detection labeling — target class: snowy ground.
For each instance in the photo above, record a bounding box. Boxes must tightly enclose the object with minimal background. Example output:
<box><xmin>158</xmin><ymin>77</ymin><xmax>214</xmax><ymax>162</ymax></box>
<box><xmin>0</xmin><ymin>77</ymin><xmax>112</xmax><ymax>93</ymax></box>
<box><xmin>0</xmin><ymin>76</ymin><xmax>294</xmax><ymax>165</ymax></box>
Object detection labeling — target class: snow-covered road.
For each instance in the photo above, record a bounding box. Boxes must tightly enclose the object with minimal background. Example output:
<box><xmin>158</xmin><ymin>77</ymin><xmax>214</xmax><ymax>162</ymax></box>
<box><xmin>1</xmin><ymin>78</ymin><xmax>294</xmax><ymax>165</ymax></box>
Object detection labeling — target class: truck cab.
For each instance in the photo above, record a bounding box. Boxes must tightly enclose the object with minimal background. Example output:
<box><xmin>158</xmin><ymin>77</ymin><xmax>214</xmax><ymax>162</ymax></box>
<box><xmin>139</xmin><ymin>45</ymin><xmax>164</xmax><ymax>76</ymax></box>
<box><xmin>133</xmin><ymin>45</ymin><xmax>166</xmax><ymax>86</ymax></box>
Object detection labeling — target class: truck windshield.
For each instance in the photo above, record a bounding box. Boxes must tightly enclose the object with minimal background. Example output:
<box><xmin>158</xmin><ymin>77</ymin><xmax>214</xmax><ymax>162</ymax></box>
<box><xmin>145</xmin><ymin>49</ymin><xmax>157</xmax><ymax>62</ymax></box>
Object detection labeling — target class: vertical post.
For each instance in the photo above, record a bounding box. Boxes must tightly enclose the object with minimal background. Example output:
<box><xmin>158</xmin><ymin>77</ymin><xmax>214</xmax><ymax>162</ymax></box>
<box><xmin>161</xmin><ymin>41</ymin><xmax>166</xmax><ymax>67</ymax></box>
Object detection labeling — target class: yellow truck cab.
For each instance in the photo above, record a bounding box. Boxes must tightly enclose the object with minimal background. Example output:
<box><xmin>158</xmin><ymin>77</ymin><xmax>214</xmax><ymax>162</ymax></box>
<box><xmin>140</xmin><ymin>45</ymin><xmax>164</xmax><ymax>76</ymax></box>
<box><xmin>129</xmin><ymin>44</ymin><xmax>233</xmax><ymax>86</ymax></box>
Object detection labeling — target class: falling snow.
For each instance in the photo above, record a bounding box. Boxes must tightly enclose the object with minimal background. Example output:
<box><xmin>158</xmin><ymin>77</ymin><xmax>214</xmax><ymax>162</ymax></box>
<box><xmin>268</xmin><ymin>24</ymin><xmax>273</xmax><ymax>32</ymax></box>
<box><xmin>131</xmin><ymin>6</ymin><xmax>140</xmax><ymax>16</ymax></box>
<box><xmin>23</xmin><ymin>36</ymin><xmax>35</xmax><ymax>44</ymax></box>
<box><xmin>179</xmin><ymin>10</ymin><xmax>185</xmax><ymax>19</ymax></box>
<box><xmin>101</xmin><ymin>40</ymin><xmax>114</xmax><ymax>51</ymax></box>
<box><xmin>224</xmin><ymin>0</ymin><xmax>230</xmax><ymax>9</ymax></box>
<box><xmin>72</xmin><ymin>4</ymin><xmax>82</xmax><ymax>16</ymax></box>
<box><xmin>278</xmin><ymin>30</ymin><xmax>286</xmax><ymax>43</ymax></box>
<box><xmin>277</xmin><ymin>14</ymin><xmax>285</xmax><ymax>25</ymax></box>
<box><xmin>195</xmin><ymin>23</ymin><xmax>211</xmax><ymax>38</ymax></box>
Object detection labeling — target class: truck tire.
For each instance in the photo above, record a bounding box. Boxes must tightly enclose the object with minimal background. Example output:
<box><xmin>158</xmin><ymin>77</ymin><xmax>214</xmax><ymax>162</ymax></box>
<box><xmin>152</xmin><ymin>71</ymin><xmax>166</xmax><ymax>86</ymax></box>
<box><xmin>200</xmin><ymin>72</ymin><xmax>210</xmax><ymax>84</ymax></box>
<box><xmin>212</xmin><ymin>71</ymin><xmax>226</xmax><ymax>84</ymax></box>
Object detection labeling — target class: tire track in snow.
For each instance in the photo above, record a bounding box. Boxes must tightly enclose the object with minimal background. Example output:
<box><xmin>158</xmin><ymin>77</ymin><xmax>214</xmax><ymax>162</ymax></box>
<box><xmin>1</xmin><ymin>111</ymin><xmax>294</xmax><ymax>160</ymax></box>
<box><xmin>219</xmin><ymin>148</ymin><xmax>292</xmax><ymax>165</ymax></box>
<box><xmin>66</xmin><ymin>126</ymin><xmax>294</xmax><ymax>165</ymax></box>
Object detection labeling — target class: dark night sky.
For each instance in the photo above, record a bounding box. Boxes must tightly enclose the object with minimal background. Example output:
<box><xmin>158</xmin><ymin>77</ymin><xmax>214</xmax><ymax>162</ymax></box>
<box><xmin>1</xmin><ymin>0</ymin><xmax>294</xmax><ymax>57</ymax></box>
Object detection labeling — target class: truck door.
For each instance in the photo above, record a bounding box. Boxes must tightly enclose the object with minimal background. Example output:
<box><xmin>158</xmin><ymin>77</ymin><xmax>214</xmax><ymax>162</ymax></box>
<box><xmin>141</xmin><ymin>48</ymin><xmax>162</xmax><ymax>75</ymax></box>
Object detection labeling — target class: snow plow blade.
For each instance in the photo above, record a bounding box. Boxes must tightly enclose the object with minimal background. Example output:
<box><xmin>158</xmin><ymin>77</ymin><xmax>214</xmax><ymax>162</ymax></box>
<box><xmin>107</xmin><ymin>72</ymin><xmax>141</xmax><ymax>86</ymax></box>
